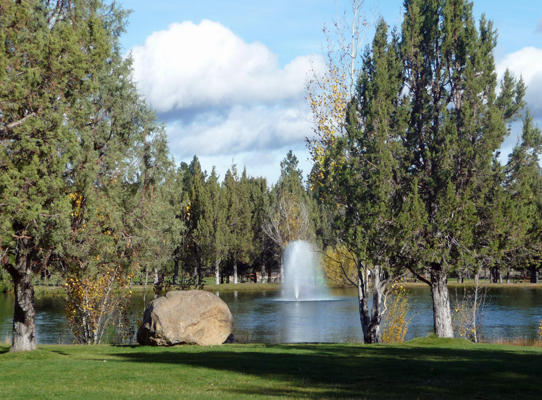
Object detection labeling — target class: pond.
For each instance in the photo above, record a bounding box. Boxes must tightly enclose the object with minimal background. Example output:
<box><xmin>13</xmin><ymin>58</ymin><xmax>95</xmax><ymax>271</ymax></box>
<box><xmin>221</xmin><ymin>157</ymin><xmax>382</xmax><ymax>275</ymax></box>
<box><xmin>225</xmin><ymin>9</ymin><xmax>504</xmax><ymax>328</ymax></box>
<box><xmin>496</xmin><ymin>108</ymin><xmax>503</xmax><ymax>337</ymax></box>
<box><xmin>1</xmin><ymin>286</ymin><xmax>541</xmax><ymax>344</ymax></box>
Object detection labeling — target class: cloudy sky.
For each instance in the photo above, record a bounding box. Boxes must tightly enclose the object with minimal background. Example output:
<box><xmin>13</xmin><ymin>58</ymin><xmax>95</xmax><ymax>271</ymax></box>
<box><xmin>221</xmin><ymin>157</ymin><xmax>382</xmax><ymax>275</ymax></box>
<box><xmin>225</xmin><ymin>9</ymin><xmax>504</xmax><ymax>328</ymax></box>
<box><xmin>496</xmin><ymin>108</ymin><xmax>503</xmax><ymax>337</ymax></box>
<box><xmin>120</xmin><ymin>0</ymin><xmax>542</xmax><ymax>184</ymax></box>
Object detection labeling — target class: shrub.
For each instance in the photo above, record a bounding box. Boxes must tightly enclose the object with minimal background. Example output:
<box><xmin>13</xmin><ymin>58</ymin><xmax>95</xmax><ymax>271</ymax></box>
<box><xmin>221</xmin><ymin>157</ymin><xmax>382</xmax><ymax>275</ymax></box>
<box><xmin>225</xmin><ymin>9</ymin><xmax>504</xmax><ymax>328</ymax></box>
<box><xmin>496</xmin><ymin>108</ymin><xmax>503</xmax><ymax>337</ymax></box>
<box><xmin>381</xmin><ymin>283</ymin><xmax>413</xmax><ymax>343</ymax></box>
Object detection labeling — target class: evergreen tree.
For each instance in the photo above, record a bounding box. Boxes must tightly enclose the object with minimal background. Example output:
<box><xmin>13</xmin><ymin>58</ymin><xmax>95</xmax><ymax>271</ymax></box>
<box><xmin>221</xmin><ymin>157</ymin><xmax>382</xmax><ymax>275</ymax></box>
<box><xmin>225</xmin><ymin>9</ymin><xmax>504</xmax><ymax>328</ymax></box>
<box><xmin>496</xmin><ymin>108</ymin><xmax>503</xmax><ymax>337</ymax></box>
<box><xmin>0</xmin><ymin>0</ymin><xmax>122</xmax><ymax>351</ymax></box>
<box><xmin>196</xmin><ymin>167</ymin><xmax>228</xmax><ymax>285</ymax></box>
<box><xmin>309</xmin><ymin>0</ymin><xmax>526</xmax><ymax>339</ymax></box>
<box><xmin>321</xmin><ymin>19</ymin><xmax>404</xmax><ymax>343</ymax></box>
<box><xmin>223</xmin><ymin>165</ymin><xmax>253</xmax><ymax>284</ymax></box>
<box><xmin>395</xmin><ymin>0</ymin><xmax>524</xmax><ymax>337</ymax></box>
<box><xmin>248</xmin><ymin>176</ymin><xmax>278</xmax><ymax>282</ymax></box>
<box><xmin>182</xmin><ymin>156</ymin><xmax>207</xmax><ymax>284</ymax></box>
<box><xmin>500</xmin><ymin>111</ymin><xmax>542</xmax><ymax>282</ymax></box>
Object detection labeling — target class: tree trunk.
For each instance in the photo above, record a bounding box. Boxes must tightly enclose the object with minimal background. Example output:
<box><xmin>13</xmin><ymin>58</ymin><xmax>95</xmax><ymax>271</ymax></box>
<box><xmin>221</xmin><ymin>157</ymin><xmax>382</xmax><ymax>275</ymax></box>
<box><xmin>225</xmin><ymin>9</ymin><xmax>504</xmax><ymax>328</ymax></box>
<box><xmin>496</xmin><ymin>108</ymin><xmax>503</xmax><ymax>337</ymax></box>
<box><xmin>429</xmin><ymin>263</ymin><xmax>454</xmax><ymax>338</ymax></box>
<box><xmin>261</xmin><ymin>265</ymin><xmax>266</xmax><ymax>283</ymax></box>
<box><xmin>498</xmin><ymin>268</ymin><xmax>502</xmax><ymax>284</ymax></box>
<box><xmin>356</xmin><ymin>263</ymin><xmax>386</xmax><ymax>344</ymax></box>
<box><xmin>233</xmin><ymin>260</ymin><xmax>238</xmax><ymax>284</ymax></box>
<box><xmin>530</xmin><ymin>265</ymin><xmax>538</xmax><ymax>284</ymax></box>
<box><xmin>8</xmin><ymin>256</ymin><xmax>37</xmax><ymax>352</ymax></box>
<box><xmin>214</xmin><ymin>259</ymin><xmax>220</xmax><ymax>285</ymax></box>
<box><xmin>506</xmin><ymin>266</ymin><xmax>510</xmax><ymax>284</ymax></box>
<box><xmin>173</xmin><ymin>259</ymin><xmax>179</xmax><ymax>285</ymax></box>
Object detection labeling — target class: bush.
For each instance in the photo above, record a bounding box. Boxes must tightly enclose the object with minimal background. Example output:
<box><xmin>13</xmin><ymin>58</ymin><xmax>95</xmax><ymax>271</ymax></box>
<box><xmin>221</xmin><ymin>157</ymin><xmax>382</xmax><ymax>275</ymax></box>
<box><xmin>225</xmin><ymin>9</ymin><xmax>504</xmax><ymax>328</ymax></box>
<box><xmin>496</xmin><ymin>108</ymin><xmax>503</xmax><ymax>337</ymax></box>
<box><xmin>381</xmin><ymin>283</ymin><xmax>413</xmax><ymax>343</ymax></box>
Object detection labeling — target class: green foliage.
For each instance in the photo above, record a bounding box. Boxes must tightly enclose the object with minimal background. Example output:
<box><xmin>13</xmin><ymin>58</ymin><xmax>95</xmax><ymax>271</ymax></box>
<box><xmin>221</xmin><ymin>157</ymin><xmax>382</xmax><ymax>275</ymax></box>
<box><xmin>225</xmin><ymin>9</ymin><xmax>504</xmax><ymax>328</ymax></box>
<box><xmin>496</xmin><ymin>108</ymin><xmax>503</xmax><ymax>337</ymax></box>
<box><xmin>0</xmin><ymin>0</ymin><xmax>182</xmax><ymax>347</ymax></box>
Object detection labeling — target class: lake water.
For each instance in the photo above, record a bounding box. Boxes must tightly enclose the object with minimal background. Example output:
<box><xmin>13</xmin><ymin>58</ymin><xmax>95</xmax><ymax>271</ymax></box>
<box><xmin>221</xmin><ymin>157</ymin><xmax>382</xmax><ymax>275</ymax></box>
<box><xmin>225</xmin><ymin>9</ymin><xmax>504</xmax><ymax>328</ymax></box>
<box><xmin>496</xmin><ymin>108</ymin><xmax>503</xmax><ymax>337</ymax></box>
<box><xmin>1</xmin><ymin>286</ymin><xmax>541</xmax><ymax>344</ymax></box>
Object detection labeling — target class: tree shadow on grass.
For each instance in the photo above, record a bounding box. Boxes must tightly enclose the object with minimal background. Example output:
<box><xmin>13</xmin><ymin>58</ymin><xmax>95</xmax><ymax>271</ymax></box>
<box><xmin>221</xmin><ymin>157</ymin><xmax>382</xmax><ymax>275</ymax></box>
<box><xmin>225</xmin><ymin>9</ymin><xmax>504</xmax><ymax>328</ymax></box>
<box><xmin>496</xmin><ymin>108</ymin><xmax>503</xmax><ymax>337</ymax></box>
<box><xmin>111</xmin><ymin>342</ymin><xmax>542</xmax><ymax>399</ymax></box>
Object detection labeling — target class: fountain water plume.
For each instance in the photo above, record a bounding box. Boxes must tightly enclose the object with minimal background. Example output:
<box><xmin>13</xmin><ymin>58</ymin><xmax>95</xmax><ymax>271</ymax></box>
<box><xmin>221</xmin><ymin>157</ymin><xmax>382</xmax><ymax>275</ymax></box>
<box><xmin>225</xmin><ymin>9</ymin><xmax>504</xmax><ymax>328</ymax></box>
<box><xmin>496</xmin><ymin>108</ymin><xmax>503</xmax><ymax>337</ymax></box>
<box><xmin>282</xmin><ymin>240</ymin><xmax>329</xmax><ymax>301</ymax></box>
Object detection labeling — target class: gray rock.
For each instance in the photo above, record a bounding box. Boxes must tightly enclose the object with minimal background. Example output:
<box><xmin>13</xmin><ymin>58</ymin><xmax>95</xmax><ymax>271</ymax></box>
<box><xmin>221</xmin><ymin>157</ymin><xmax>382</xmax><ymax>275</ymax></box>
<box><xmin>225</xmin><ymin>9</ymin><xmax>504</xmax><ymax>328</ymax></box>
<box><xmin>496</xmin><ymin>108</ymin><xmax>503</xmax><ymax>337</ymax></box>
<box><xmin>137</xmin><ymin>290</ymin><xmax>233</xmax><ymax>346</ymax></box>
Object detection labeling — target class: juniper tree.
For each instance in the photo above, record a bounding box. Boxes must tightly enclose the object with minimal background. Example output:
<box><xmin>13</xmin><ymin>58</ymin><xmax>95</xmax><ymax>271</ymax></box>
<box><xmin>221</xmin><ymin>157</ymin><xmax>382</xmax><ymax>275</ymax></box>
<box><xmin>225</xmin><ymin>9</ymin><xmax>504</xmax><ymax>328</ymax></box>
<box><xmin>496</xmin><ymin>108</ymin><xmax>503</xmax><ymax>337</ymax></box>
<box><xmin>0</xmin><ymin>0</ymin><xmax>178</xmax><ymax>348</ymax></box>
<box><xmin>308</xmin><ymin>0</ymin><xmax>525</xmax><ymax>340</ymax></box>
<box><xmin>0</xmin><ymin>0</ymin><xmax>113</xmax><ymax>351</ymax></box>
<box><xmin>322</xmin><ymin>19</ymin><xmax>405</xmax><ymax>343</ymax></box>
<box><xmin>395</xmin><ymin>0</ymin><xmax>524</xmax><ymax>337</ymax></box>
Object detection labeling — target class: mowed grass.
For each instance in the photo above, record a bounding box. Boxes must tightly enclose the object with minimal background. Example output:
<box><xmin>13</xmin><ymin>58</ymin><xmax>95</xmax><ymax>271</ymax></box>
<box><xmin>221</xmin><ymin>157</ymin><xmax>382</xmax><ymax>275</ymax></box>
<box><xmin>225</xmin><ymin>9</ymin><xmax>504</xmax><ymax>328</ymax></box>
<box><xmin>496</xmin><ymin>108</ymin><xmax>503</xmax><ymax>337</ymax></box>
<box><xmin>1</xmin><ymin>337</ymin><xmax>541</xmax><ymax>400</ymax></box>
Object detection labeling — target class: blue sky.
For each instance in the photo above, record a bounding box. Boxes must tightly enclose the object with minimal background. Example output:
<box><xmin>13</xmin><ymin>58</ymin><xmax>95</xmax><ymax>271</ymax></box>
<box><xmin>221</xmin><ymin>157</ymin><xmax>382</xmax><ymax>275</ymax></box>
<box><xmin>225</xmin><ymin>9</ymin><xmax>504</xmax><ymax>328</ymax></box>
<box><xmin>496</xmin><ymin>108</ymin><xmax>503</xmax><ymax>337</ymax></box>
<box><xmin>119</xmin><ymin>0</ymin><xmax>542</xmax><ymax>183</ymax></box>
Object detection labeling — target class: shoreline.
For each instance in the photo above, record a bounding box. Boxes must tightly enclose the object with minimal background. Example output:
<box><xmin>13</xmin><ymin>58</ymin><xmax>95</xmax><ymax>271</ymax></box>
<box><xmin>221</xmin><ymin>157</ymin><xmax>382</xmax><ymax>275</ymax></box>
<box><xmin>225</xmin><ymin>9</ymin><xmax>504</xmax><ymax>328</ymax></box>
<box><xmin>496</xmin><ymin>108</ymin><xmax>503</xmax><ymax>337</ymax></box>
<box><xmin>3</xmin><ymin>280</ymin><xmax>542</xmax><ymax>295</ymax></box>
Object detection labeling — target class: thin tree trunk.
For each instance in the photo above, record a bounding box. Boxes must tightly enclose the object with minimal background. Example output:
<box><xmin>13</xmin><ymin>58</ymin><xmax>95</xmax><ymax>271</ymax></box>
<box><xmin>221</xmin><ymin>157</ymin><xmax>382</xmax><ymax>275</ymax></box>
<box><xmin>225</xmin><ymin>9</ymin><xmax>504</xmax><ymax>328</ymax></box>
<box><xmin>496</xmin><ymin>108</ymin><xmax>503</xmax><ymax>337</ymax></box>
<box><xmin>233</xmin><ymin>260</ymin><xmax>238</xmax><ymax>284</ymax></box>
<box><xmin>472</xmin><ymin>281</ymin><xmax>479</xmax><ymax>343</ymax></box>
<box><xmin>7</xmin><ymin>255</ymin><xmax>37</xmax><ymax>352</ymax></box>
<box><xmin>530</xmin><ymin>265</ymin><xmax>538</xmax><ymax>284</ymax></box>
<box><xmin>173</xmin><ymin>259</ymin><xmax>180</xmax><ymax>285</ymax></box>
<box><xmin>356</xmin><ymin>262</ymin><xmax>386</xmax><ymax>344</ymax></box>
<box><xmin>506</xmin><ymin>266</ymin><xmax>510</xmax><ymax>284</ymax></box>
<box><xmin>261</xmin><ymin>265</ymin><xmax>266</xmax><ymax>283</ymax></box>
<box><xmin>214</xmin><ymin>259</ymin><xmax>220</xmax><ymax>285</ymax></box>
<box><xmin>498</xmin><ymin>268</ymin><xmax>502</xmax><ymax>284</ymax></box>
<box><xmin>429</xmin><ymin>263</ymin><xmax>454</xmax><ymax>338</ymax></box>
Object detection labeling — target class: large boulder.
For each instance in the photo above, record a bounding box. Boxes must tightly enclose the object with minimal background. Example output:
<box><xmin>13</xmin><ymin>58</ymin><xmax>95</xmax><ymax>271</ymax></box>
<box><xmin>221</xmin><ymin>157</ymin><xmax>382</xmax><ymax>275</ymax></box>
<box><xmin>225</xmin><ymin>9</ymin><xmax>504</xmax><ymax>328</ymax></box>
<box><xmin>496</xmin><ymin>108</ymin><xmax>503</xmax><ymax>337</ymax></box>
<box><xmin>137</xmin><ymin>290</ymin><xmax>233</xmax><ymax>346</ymax></box>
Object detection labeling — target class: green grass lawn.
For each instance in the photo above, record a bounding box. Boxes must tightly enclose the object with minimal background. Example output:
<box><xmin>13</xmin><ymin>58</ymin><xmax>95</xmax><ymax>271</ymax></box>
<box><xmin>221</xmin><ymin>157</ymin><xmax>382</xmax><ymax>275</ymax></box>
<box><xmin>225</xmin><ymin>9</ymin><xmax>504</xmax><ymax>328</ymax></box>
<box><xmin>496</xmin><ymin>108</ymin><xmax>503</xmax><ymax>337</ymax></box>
<box><xmin>1</xmin><ymin>337</ymin><xmax>541</xmax><ymax>399</ymax></box>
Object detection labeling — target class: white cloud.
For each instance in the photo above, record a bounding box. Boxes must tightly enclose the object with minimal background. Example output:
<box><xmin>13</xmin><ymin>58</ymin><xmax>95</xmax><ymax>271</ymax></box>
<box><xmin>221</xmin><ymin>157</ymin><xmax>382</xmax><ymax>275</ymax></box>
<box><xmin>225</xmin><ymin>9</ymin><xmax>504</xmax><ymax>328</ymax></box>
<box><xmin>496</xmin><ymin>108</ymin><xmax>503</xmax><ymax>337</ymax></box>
<box><xmin>497</xmin><ymin>47</ymin><xmax>542</xmax><ymax>117</ymax></box>
<box><xmin>131</xmin><ymin>20</ymin><xmax>323</xmax><ymax>112</ymax></box>
<box><xmin>166</xmin><ymin>104</ymin><xmax>312</xmax><ymax>158</ymax></box>
<box><xmin>129</xmin><ymin>20</ymin><xmax>324</xmax><ymax>182</ymax></box>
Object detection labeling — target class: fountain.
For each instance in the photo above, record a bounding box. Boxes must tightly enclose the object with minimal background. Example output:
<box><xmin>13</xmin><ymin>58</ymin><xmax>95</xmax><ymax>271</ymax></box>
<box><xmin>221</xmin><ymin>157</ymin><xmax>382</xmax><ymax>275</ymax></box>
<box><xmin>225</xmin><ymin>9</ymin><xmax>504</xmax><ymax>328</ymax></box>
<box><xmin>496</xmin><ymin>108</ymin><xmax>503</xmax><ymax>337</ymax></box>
<box><xmin>280</xmin><ymin>240</ymin><xmax>330</xmax><ymax>301</ymax></box>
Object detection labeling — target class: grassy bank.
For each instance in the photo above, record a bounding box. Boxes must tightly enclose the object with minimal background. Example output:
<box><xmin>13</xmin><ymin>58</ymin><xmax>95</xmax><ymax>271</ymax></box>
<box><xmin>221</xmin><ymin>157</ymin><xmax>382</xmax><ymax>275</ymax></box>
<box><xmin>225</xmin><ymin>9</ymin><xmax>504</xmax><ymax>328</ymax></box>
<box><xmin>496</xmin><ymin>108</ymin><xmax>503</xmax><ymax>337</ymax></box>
<box><xmin>1</xmin><ymin>337</ymin><xmax>541</xmax><ymax>399</ymax></box>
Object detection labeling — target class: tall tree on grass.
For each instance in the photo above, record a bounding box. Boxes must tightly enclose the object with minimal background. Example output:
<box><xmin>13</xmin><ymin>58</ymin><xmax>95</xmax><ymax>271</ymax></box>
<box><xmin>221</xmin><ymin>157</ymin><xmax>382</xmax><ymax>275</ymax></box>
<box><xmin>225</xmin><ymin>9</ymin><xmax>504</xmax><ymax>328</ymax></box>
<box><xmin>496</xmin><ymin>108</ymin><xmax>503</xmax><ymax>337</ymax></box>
<box><xmin>0</xmin><ymin>0</ymin><xmax>114</xmax><ymax>351</ymax></box>
<box><xmin>396</xmin><ymin>0</ymin><xmax>524</xmax><ymax>337</ymax></box>
<box><xmin>0</xmin><ymin>0</ymin><xmax>177</xmax><ymax>349</ymax></box>
<box><xmin>316</xmin><ymin>19</ymin><xmax>405</xmax><ymax>343</ymax></box>
<box><xmin>309</xmin><ymin>0</ymin><xmax>525</xmax><ymax>339</ymax></box>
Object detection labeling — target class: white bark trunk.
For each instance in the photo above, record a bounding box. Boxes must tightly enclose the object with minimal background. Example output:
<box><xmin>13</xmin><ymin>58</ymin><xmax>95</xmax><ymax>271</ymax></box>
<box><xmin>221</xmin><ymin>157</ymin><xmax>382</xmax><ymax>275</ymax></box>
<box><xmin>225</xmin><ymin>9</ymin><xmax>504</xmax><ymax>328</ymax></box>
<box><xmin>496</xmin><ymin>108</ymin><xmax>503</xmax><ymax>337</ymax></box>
<box><xmin>214</xmin><ymin>260</ymin><xmax>220</xmax><ymax>285</ymax></box>
<box><xmin>430</xmin><ymin>264</ymin><xmax>454</xmax><ymax>338</ymax></box>
<box><xmin>233</xmin><ymin>260</ymin><xmax>238</xmax><ymax>284</ymax></box>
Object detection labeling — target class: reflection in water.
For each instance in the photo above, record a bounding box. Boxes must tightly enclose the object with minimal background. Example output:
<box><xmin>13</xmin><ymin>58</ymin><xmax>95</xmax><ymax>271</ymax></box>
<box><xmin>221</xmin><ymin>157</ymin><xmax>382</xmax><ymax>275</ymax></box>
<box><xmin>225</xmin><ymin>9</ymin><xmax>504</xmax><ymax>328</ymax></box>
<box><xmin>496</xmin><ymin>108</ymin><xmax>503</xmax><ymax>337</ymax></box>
<box><xmin>1</xmin><ymin>286</ymin><xmax>542</xmax><ymax>344</ymax></box>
